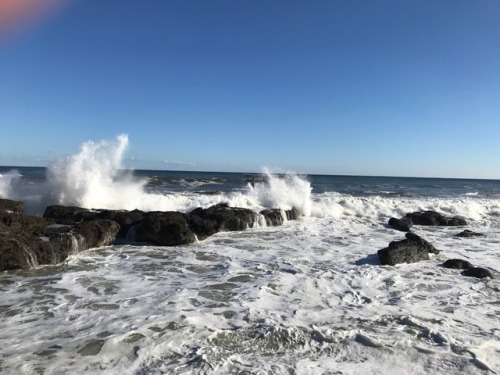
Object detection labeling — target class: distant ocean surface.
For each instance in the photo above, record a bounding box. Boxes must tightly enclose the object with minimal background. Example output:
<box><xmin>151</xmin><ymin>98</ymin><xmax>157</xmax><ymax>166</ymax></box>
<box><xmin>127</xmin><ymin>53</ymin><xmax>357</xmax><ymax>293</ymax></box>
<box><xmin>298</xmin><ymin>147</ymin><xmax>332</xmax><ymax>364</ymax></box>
<box><xmin>1</xmin><ymin>139</ymin><xmax>499</xmax><ymax>374</ymax></box>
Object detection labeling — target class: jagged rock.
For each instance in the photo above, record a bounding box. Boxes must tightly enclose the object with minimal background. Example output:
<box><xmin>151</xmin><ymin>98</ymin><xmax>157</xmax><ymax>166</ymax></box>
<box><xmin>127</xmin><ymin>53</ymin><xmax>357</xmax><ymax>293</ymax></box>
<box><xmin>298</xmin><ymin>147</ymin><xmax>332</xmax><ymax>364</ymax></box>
<box><xmin>3</xmin><ymin>200</ymin><xmax>300</xmax><ymax>269</ymax></box>
<box><xmin>285</xmin><ymin>207</ymin><xmax>300</xmax><ymax>221</ymax></box>
<box><xmin>454</xmin><ymin>230</ymin><xmax>485</xmax><ymax>238</ymax></box>
<box><xmin>1</xmin><ymin>201</ymin><xmax>120</xmax><ymax>271</ymax></box>
<box><xmin>0</xmin><ymin>198</ymin><xmax>24</xmax><ymax>214</ymax></box>
<box><xmin>260</xmin><ymin>209</ymin><xmax>285</xmax><ymax>226</ymax></box>
<box><xmin>73</xmin><ymin>220</ymin><xmax>120</xmax><ymax>248</ymax></box>
<box><xmin>43</xmin><ymin>205</ymin><xmax>93</xmax><ymax>224</ymax></box>
<box><xmin>44</xmin><ymin>205</ymin><xmax>145</xmax><ymax>238</ymax></box>
<box><xmin>442</xmin><ymin>259</ymin><xmax>474</xmax><ymax>270</ymax></box>
<box><xmin>189</xmin><ymin>203</ymin><xmax>257</xmax><ymax>232</ymax></box>
<box><xmin>377</xmin><ymin>233</ymin><xmax>439</xmax><ymax>266</ymax></box>
<box><xmin>388</xmin><ymin>217</ymin><xmax>413</xmax><ymax>232</ymax></box>
<box><xmin>404</xmin><ymin>211</ymin><xmax>467</xmax><ymax>226</ymax></box>
<box><xmin>134</xmin><ymin>212</ymin><xmax>196</xmax><ymax>246</ymax></box>
<box><xmin>462</xmin><ymin>267</ymin><xmax>494</xmax><ymax>279</ymax></box>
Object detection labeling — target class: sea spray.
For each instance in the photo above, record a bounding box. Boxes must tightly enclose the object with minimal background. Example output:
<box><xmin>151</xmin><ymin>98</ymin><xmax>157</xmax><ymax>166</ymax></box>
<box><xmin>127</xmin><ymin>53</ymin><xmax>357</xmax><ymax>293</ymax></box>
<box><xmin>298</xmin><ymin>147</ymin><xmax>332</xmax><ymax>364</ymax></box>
<box><xmin>38</xmin><ymin>135</ymin><xmax>319</xmax><ymax>216</ymax></box>
<box><xmin>0</xmin><ymin>170</ymin><xmax>21</xmax><ymax>200</ymax></box>
<box><xmin>246</xmin><ymin>168</ymin><xmax>313</xmax><ymax>217</ymax></box>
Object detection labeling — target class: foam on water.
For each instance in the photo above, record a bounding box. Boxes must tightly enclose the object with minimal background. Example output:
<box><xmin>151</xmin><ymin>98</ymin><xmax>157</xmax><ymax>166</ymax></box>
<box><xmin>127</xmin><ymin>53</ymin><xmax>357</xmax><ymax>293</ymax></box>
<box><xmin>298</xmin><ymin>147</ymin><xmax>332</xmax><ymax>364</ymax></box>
<box><xmin>1</xmin><ymin>217</ymin><xmax>499</xmax><ymax>374</ymax></box>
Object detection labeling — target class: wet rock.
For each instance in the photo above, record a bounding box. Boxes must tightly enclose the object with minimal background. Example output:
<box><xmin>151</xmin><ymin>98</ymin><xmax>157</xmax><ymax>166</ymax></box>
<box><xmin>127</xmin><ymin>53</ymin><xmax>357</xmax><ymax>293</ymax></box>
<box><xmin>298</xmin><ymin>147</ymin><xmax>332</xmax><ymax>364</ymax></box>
<box><xmin>43</xmin><ymin>205</ymin><xmax>93</xmax><ymax>224</ymax></box>
<box><xmin>44</xmin><ymin>205</ymin><xmax>145</xmax><ymax>238</ymax></box>
<box><xmin>73</xmin><ymin>220</ymin><xmax>120</xmax><ymax>248</ymax></box>
<box><xmin>1</xmin><ymin>200</ymin><xmax>120</xmax><ymax>271</ymax></box>
<box><xmin>0</xmin><ymin>198</ymin><xmax>24</xmax><ymax>214</ymax></box>
<box><xmin>388</xmin><ymin>217</ymin><xmax>413</xmax><ymax>232</ymax></box>
<box><xmin>260</xmin><ymin>209</ymin><xmax>285</xmax><ymax>226</ymax></box>
<box><xmin>461</xmin><ymin>267</ymin><xmax>494</xmax><ymax>279</ymax></box>
<box><xmin>442</xmin><ymin>259</ymin><xmax>474</xmax><ymax>270</ymax></box>
<box><xmin>454</xmin><ymin>230</ymin><xmax>485</xmax><ymax>238</ymax></box>
<box><xmin>189</xmin><ymin>203</ymin><xmax>257</xmax><ymax>232</ymax></box>
<box><xmin>377</xmin><ymin>233</ymin><xmax>439</xmax><ymax>266</ymax></box>
<box><xmin>134</xmin><ymin>212</ymin><xmax>196</xmax><ymax>246</ymax></box>
<box><xmin>404</xmin><ymin>211</ymin><xmax>467</xmax><ymax>226</ymax></box>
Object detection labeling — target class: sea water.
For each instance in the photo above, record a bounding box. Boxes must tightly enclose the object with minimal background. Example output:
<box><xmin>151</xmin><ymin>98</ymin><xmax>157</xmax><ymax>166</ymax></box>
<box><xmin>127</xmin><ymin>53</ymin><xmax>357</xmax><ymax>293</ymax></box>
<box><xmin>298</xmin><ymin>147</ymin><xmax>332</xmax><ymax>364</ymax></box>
<box><xmin>0</xmin><ymin>136</ymin><xmax>499</xmax><ymax>374</ymax></box>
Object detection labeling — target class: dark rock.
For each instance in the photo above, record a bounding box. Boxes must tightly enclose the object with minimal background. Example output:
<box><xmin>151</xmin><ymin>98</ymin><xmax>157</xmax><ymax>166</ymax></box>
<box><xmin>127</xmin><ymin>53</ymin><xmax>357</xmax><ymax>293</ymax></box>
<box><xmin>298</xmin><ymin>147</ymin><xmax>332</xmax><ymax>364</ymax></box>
<box><xmin>187</xmin><ymin>214</ymin><xmax>218</xmax><ymax>240</ymax></box>
<box><xmin>404</xmin><ymin>211</ymin><xmax>467</xmax><ymax>226</ymax></box>
<box><xmin>93</xmin><ymin>209</ymin><xmax>145</xmax><ymax>238</ymax></box>
<box><xmin>44</xmin><ymin>205</ymin><xmax>145</xmax><ymax>238</ymax></box>
<box><xmin>388</xmin><ymin>217</ymin><xmax>413</xmax><ymax>232</ymax></box>
<box><xmin>454</xmin><ymin>230</ymin><xmax>485</xmax><ymax>238</ymax></box>
<box><xmin>0</xmin><ymin>198</ymin><xmax>24</xmax><ymax>214</ymax></box>
<box><xmin>1</xmin><ymin>200</ymin><xmax>121</xmax><ymax>271</ymax></box>
<box><xmin>134</xmin><ymin>212</ymin><xmax>196</xmax><ymax>246</ymax></box>
<box><xmin>189</xmin><ymin>203</ymin><xmax>257</xmax><ymax>232</ymax></box>
<box><xmin>461</xmin><ymin>267</ymin><xmax>494</xmax><ymax>279</ymax></box>
<box><xmin>73</xmin><ymin>220</ymin><xmax>120</xmax><ymax>248</ymax></box>
<box><xmin>260</xmin><ymin>209</ymin><xmax>285</xmax><ymax>226</ymax></box>
<box><xmin>442</xmin><ymin>259</ymin><xmax>474</xmax><ymax>270</ymax></box>
<box><xmin>43</xmin><ymin>205</ymin><xmax>93</xmax><ymax>224</ymax></box>
<box><xmin>377</xmin><ymin>233</ymin><xmax>439</xmax><ymax>266</ymax></box>
<box><xmin>285</xmin><ymin>207</ymin><xmax>301</xmax><ymax>221</ymax></box>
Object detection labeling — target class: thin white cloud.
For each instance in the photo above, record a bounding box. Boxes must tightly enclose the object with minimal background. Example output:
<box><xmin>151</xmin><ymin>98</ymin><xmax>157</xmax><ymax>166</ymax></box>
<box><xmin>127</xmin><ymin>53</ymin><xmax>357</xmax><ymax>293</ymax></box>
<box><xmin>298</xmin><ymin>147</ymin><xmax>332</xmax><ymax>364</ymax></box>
<box><xmin>163</xmin><ymin>160</ymin><xmax>196</xmax><ymax>167</ymax></box>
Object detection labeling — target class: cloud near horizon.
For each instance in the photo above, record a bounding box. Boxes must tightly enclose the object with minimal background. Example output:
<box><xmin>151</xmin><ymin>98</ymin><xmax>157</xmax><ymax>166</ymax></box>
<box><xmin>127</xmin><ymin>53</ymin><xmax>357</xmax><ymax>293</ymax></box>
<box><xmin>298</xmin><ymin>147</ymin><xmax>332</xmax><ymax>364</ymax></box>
<box><xmin>162</xmin><ymin>160</ymin><xmax>196</xmax><ymax>167</ymax></box>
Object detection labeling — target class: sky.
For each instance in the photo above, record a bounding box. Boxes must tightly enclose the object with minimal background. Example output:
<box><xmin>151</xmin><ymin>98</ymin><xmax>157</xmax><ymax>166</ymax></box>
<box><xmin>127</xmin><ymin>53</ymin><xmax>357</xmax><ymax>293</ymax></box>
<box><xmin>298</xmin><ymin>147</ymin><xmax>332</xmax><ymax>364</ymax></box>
<box><xmin>0</xmin><ymin>0</ymin><xmax>499</xmax><ymax>179</ymax></box>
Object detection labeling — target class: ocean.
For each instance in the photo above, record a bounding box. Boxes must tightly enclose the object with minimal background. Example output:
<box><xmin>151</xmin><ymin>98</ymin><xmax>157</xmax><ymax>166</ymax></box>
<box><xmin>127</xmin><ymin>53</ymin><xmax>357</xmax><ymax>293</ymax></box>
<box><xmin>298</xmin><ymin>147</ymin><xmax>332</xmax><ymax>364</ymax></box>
<box><xmin>0</xmin><ymin>139</ymin><xmax>499</xmax><ymax>374</ymax></box>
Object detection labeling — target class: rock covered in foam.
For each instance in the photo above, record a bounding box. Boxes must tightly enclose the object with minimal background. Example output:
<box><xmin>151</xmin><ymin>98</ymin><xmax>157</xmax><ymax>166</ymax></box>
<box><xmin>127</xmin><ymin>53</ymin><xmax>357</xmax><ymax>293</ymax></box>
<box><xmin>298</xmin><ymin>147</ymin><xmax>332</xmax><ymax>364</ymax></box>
<box><xmin>377</xmin><ymin>233</ymin><xmax>439</xmax><ymax>266</ymax></box>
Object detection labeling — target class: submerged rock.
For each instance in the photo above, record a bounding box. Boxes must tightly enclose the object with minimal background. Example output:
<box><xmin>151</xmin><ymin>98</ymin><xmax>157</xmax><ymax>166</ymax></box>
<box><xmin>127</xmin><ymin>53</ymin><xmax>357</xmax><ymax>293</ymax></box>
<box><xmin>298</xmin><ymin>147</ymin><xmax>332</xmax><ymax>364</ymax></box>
<box><xmin>377</xmin><ymin>233</ymin><xmax>439</xmax><ymax>266</ymax></box>
<box><xmin>454</xmin><ymin>230</ymin><xmax>485</xmax><ymax>238</ymax></box>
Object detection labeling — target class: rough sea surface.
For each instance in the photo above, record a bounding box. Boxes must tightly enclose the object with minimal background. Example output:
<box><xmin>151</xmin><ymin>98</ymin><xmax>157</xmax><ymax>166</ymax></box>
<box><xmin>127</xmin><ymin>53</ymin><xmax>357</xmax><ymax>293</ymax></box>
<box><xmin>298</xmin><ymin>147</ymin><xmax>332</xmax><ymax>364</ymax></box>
<box><xmin>1</xmin><ymin>137</ymin><xmax>499</xmax><ymax>374</ymax></box>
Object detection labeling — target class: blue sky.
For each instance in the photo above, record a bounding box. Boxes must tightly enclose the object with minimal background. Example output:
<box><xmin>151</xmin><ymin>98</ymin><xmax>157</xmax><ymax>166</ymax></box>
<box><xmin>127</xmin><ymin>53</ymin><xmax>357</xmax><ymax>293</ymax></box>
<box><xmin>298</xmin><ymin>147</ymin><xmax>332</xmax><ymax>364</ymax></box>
<box><xmin>1</xmin><ymin>0</ymin><xmax>499</xmax><ymax>179</ymax></box>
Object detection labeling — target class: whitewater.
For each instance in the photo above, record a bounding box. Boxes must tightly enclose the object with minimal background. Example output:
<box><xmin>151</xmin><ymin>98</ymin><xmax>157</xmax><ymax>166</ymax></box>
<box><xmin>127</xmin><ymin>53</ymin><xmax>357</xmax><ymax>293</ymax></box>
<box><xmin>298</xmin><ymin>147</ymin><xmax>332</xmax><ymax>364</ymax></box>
<box><xmin>1</xmin><ymin>135</ymin><xmax>499</xmax><ymax>374</ymax></box>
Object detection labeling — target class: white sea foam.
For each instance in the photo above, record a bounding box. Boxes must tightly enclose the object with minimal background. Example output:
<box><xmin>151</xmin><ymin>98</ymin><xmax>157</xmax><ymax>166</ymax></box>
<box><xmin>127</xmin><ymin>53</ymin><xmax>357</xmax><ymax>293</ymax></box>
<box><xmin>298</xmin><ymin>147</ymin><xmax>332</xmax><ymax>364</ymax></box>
<box><xmin>1</xmin><ymin>216</ymin><xmax>498</xmax><ymax>374</ymax></box>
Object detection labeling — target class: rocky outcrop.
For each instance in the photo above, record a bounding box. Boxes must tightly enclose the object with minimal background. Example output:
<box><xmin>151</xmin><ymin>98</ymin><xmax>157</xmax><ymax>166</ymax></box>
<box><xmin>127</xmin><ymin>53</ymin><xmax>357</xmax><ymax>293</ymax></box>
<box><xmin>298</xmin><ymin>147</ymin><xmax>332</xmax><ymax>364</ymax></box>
<box><xmin>43</xmin><ymin>205</ymin><xmax>145</xmax><ymax>237</ymax></box>
<box><xmin>2</xmin><ymin>199</ymin><xmax>300</xmax><ymax>270</ymax></box>
<box><xmin>134</xmin><ymin>212</ymin><xmax>196</xmax><ymax>246</ymax></box>
<box><xmin>1</xmin><ymin>199</ymin><xmax>119</xmax><ymax>271</ymax></box>
<box><xmin>388</xmin><ymin>211</ymin><xmax>467</xmax><ymax>231</ymax></box>
<box><xmin>377</xmin><ymin>233</ymin><xmax>439</xmax><ymax>266</ymax></box>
